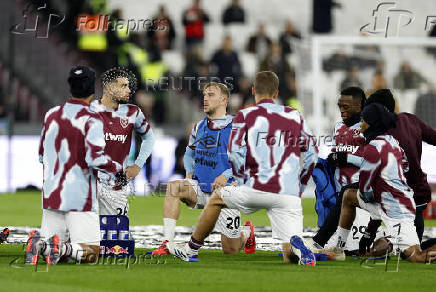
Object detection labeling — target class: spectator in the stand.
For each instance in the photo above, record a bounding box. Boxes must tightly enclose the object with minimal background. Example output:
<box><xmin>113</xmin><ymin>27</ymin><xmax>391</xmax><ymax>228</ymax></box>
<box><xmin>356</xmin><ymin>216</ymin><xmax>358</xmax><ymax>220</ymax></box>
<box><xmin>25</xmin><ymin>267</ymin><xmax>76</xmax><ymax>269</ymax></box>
<box><xmin>147</xmin><ymin>5</ymin><xmax>176</xmax><ymax>51</ymax></box>
<box><xmin>323</xmin><ymin>50</ymin><xmax>351</xmax><ymax>72</ymax></box>
<box><xmin>259</xmin><ymin>43</ymin><xmax>294</xmax><ymax>104</ymax></box>
<box><xmin>415</xmin><ymin>85</ymin><xmax>436</xmax><ymax>128</ymax></box>
<box><xmin>182</xmin><ymin>0</ymin><xmax>210</xmax><ymax>49</ymax></box>
<box><xmin>222</xmin><ymin>0</ymin><xmax>245</xmax><ymax>25</ymax></box>
<box><xmin>352</xmin><ymin>32</ymin><xmax>381</xmax><ymax>69</ymax></box>
<box><xmin>63</xmin><ymin>0</ymin><xmax>87</xmax><ymax>46</ymax></box>
<box><xmin>372</xmin><ymin>69</ymin><xmax>387</xmax><ymax>91</ymax></box>
<box><xmin>393</xmin><ymin>62</ymin><xmax>426</xmax><ymax>91</ymax></box>
<box><xmin>312</xmin><ymin>0</ymin><xmax>341</xmax><ymax>33</ymax></box>
<box><xmin>340</xmin><ymin>66</ymin><xmax>363</xmax><ymax>90</ymax></box>
<box><xmin>246</xmin><ymin>23</ymin><xmax>272</xmax><ymax>59</ymax></box>
<box><xmin>76</xmin><ymin>2</ymin><xmax>115</xmax><ymax>71</ymax></box>
<box><xmin>193</xmin><ymin>61</ymin><xmax>212</xmax><ymax>102</ymax></box>
<box><xmin>210</xmin><ymin>35</ymin><xmax>242</xmax><ymax>93</ymax></box>
<box><xmin>135</xmin><ymin>90</ymin><xmax>154</xmax><ymax>122</ymax></box>
<box><xmin>366</xmin><ymin>70</ymin><xmax>389</xmax><ymax>101</ymax></box>
<box><xmin>182</xmin><ymin>47</ymin><xmax>208</xmax><ymax>102</ymax></box>
<box><xmin>237</xmin><ymin>77</ymin><xmax>255</xmax><ymax>107</ymax></box>
<box><xmin>183</xmin><ymin>46</ymin><xmax>205</xmax><ymax>78</ymax></box>
<box><xmin>279</xmin><ymin>20</ymin><xmax>302</xmax><ymax>55</ymax></box>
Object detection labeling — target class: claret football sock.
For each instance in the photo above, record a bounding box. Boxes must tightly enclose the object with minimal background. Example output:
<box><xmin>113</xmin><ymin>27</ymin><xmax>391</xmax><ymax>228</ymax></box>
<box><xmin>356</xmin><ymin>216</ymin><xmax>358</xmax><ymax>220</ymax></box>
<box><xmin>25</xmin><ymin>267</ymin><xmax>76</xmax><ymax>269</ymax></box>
<box><xmin>188</xmin><ymin>236</ymin><xmax>203</xmax><ymax>251</ymax></box>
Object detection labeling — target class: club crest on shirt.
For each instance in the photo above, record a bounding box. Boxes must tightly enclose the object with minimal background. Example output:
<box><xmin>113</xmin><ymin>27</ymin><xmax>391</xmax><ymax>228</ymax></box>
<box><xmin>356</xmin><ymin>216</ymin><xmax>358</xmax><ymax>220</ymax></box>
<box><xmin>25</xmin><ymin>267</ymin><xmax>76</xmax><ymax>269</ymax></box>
<box><xmin>351</xmin><ymin>128</ymin><xmax>361</xmax><ymax>138</ymax></box>
<box><xmin>120</xmin><ymin>117</ymin><xmax>129</xmax><ymax>128</ymax></box>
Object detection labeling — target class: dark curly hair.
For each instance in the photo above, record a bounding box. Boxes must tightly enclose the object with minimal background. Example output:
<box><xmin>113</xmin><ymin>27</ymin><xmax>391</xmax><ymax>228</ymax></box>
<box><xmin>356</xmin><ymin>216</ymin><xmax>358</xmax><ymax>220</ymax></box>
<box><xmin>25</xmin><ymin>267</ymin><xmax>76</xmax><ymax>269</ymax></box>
<box><xmin>101</xmin><ymin>67</ymin><xmax>138</xmax><ymax>95</ymax></box>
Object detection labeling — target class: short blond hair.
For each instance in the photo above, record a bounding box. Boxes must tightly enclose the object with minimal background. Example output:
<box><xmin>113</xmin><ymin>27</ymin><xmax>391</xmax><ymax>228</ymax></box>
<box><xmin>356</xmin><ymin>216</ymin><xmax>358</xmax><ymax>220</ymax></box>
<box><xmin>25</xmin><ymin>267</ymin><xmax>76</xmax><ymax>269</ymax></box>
<box><xmin>203</xmin><ymin>82</ymin><xmax>230</xmax><ymax>99</ymax></box>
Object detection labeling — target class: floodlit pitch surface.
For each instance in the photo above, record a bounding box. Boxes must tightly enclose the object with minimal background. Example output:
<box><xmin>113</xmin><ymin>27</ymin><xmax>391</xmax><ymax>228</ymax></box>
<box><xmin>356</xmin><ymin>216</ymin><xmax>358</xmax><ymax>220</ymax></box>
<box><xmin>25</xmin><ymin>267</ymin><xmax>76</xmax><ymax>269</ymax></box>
<box><xmin>0</xmin><ymin>192</ymin><xmax>435</xmax><ymax>291</ymax></box>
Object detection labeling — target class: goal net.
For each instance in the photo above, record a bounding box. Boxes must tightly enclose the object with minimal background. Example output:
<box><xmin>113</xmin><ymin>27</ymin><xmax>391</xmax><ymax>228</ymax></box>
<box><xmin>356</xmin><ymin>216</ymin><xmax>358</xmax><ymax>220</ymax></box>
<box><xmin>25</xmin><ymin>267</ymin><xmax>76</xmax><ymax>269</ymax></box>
<box><xmin>293</xmin><ymin>36</ymin><xmax>436</xmax><ymax>182</ymax></box>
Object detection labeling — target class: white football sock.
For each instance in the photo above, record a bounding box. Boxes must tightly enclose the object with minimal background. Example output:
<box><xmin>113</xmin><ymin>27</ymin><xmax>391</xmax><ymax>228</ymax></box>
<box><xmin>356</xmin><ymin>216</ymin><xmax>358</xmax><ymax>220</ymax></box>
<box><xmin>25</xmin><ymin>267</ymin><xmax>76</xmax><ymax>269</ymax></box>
<box><xmin>163</xmin><ymin>218</ymin><xmax>177</xmax><ymax>242</ymax></box>
<box><xmin>336</xmin><ymin>227</ymin><xmax>350</xmax><ymax>248</ymax></box>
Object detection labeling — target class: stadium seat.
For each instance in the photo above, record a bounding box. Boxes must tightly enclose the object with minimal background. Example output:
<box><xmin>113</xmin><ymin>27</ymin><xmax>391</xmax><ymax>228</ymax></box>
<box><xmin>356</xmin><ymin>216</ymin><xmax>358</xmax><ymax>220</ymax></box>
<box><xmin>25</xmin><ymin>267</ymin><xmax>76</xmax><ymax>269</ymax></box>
<box><xmin>240</xmin><ymin>52</ymin><xmax>258</xmax><ymax>78</ymax></box>
<box><xmin>162</xmin><ymin>51</ymin><xmax>185</xmax><ymax>74</ymax></box>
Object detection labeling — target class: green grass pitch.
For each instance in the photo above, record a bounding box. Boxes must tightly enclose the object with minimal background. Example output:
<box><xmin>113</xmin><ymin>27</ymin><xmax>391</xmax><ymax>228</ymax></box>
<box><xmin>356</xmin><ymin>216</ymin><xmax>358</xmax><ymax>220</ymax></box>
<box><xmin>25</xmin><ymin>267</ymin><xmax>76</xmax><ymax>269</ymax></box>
<box><xmin>0</xmin><ymin>192</ymin><xmax>319</xmax><ymax>227</ymax></box>
<box><xmin>0</xmin><ymin>192</ymin><xmax>435</xmax><ymax>291</ymax></box>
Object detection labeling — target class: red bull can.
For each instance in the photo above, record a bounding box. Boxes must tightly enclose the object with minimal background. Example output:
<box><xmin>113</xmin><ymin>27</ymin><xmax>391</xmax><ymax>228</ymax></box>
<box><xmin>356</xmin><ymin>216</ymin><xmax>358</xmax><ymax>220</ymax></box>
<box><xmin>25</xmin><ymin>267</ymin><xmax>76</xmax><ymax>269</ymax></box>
<box><xmin>107</xmin><ymin>230</ymin><xmax>118</xmax><ymax>240</ymax></box>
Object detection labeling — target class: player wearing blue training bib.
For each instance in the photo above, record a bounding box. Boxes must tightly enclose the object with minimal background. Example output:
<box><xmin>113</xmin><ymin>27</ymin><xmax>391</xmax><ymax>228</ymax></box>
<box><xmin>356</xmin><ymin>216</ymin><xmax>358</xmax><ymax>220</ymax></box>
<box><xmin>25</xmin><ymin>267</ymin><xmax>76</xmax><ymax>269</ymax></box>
<box><xmin>152</xmin><ymin>82</ymin><xmax>255</xmax><ymax>256</ymax></box>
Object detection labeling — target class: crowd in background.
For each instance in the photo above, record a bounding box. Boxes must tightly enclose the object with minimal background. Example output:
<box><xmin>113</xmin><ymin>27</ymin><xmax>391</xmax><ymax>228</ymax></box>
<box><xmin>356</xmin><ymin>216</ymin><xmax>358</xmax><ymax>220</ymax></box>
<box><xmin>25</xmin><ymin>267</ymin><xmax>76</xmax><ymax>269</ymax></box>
<box><xmin>1</xmin><ymin>0</ymin><xmax>436</xmax><ymax>133</ymax></box>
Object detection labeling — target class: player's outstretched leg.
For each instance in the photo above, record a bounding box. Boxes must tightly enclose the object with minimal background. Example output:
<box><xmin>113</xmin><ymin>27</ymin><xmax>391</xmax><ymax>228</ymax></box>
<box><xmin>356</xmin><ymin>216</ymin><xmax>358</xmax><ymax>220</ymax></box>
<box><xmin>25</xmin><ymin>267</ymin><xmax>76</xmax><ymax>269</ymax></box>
<box><xmin>315</xmin><ymin>189</ymin><xmax>358</xmax><ymax>261</ymax></box>
<box><xmin>319</xmin><ymin>189</ymin><xmax>359</xmax><ymax>261</ymax></box>
<box><xmin>153</xmin><ymin>180</ymin><xmax>198</xmax><ymax>255</ymax></box>
<box><xmin>169</xmin><ymin>191</ymin><xmax>225</xmax><ymax>262</ymax></box>
<box><xmin>290</xmin><ymin>236</ymin><xmax>316</xmax><ymax>266</ymax></box>
<box><xmin>25</xmin><ymin>230</ymin><xmax>100</xmax><ymax>265</ymax></box>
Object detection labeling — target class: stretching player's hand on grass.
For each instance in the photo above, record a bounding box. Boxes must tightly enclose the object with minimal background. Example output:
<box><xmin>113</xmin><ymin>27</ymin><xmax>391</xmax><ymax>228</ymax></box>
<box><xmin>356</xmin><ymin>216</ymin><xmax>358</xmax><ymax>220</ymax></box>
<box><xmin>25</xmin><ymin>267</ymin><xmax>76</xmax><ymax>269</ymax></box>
<box><xmin>125</xmin><ymin>164</ymin><xmax>141</xmax><ymax>180</ymax></box>
<box><xmin>212</xmin><ymin>174</ymin><xmax>227</xmax><ymax>190</ymax></box>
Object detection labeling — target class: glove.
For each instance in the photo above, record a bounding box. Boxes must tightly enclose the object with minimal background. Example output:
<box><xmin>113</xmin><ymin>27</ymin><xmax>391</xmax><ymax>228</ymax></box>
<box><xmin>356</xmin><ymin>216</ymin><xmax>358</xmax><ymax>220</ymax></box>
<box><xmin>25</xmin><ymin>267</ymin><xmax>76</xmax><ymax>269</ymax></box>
<box><xmin>359</xmin><ymin>230</ymin><xmax>376</xmax><ymax>255</ymax></box>
<box><xmin>327</xmin><ymin>152</ymin><xmax>348</xmax><ymax>166</ymax></box>
<box><xmin>115</xmin><ymin>171</ymin><xmax>128</xmax><ymax>187</ymax></box>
